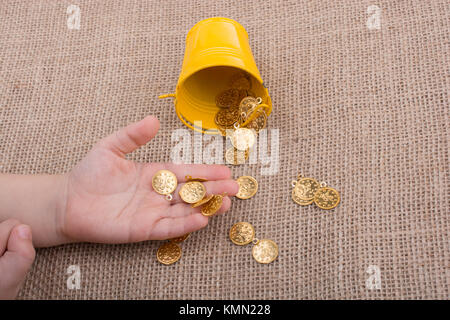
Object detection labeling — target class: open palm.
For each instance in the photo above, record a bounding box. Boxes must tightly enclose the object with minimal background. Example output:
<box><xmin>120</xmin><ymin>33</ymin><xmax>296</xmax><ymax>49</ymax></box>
<box><xmin>59</xmin><ymin>116</ymin><xmax>238</xmax><ymax>244</ymax></box>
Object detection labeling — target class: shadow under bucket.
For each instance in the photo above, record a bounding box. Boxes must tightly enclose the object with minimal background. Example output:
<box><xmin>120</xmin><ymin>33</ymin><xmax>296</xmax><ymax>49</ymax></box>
<box><xmin>160</xmin><ymin>17</ymin><xmax>272</xmax><ymax>134</ymax></box>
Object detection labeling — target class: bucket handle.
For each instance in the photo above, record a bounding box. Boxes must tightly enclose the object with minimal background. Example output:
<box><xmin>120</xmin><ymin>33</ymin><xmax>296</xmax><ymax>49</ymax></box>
<box><xmin>158</xmin><ymin>93</ymin><xmax>176</xmax><ymax>99</ymax></box>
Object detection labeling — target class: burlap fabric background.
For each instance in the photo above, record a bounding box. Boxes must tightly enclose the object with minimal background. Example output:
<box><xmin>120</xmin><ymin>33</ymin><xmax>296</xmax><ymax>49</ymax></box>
<box><xmin>0</xmin><ymin>0</ymin><xmax>448</xmax><ymax>299</ymax></box>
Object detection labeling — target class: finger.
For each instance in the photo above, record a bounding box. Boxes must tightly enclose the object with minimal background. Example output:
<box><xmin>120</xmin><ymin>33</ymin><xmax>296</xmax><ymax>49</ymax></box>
<box><xmin>0</xmin><ymin>219</ymin><xmax>21</xmax><ymax>256</ymax></box>
<box><xmin>170</xmin><ymin>179</ymin><xmax>239</xmax><ymax>203</ymax></box>
<box><xmin>150</xmin><ymin>214</ymin><xmax>209</xmax><ymax>240</ymax></box>
<box><xmin>97</xmin><ymin>115</ymin><xmax>160</xmax><ymax>156</ymax></box>
<box><xmin>166</xmin><ymin>196</ymin><xmax>232</xmax><ymax>217</ymax></box>
<box><xmin>0</xmin><ymin>225</ymin><xmax>35</xmax><ymax>299</ymax></box>
<box><xmin>147</xmin><ymin>163</ymin><xmax>232</xmax><ymax>183</ymax></box>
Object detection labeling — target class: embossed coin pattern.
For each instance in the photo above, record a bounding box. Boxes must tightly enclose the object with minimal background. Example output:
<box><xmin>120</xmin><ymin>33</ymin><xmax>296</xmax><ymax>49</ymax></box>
<box><xmin>313</xmin><ymin>187</ymin><xmax>340</xmax><ymax>210</ymax></box>
<box><xmin>152</xmin><ymin>170</ymin><xmax>178</xmax><ymax>195</ymax></box>
<box><xmin>235</xmin><ymin>176</ymin><xmax>258</xmax><ymax>199</ymax></box>
<box><xmin>201</xmin><ymin>194</ymin><xmax>224</xmax><ymax>217</ymax></box>
<box><xmin>179</xmin><ymin>181</ymin><xmax>206</xmax><ymax>204</ymax></box>
<box><xmin>252</xmin><ymin>239</ymin><xmax>278</xmax><ymax>264</ymax></box>
<box><xmin>294</xmin><ymin>178</ymin><xmax>320</xmax><ymax>201</ymax></box>
<box><xmin>292</xmin><ymin>188</ymin><xmax>314</xmax><ymax>206</ymax></box>
<box><xmin>246</xmin><ymin>111</ymin><xmax>267</xmax><ymax>133</ymax></box>
<box><xmin>156</xmin><ymin>242</ymin><xmax>182</xmax><ymax>265</ymax></box>
<box><xmin>231</xmin><ymin>128</ymin><xmax>256</xmax><ymax>151</ymax></box>
<box><xmin>239</xmin><ymin>96</ymin><xmax>259</xmax><ymax>116</ymax></box>
<box><xmin>229</xmin><ymin>222</ymin><xmax>255</xmax><ymax>245</ymax></box>
<box><xmin>215</xmin><ymin>89</ymin><xmax>241</xmax><ymax>108</ymax></box>
<box><xmin>215</xmin><ymin>107</ymin><xmax>240</xmax><ymax>127</ymax></box>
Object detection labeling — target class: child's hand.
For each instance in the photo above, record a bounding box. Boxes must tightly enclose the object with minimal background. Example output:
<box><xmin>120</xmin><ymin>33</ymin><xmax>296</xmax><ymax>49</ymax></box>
<box><xmin>58</xmin><ymin>116</ymin><xmax>238</xmax><ymax>244</ymax></box>
<box><xmin>0</xmin><ymin>220</ymin><xmax>35</xmax><ymax>299</ymax></box>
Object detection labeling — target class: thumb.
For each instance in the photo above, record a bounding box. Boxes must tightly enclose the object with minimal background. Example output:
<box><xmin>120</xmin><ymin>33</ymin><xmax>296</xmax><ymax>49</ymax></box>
<box><xmin>0</xmin><ymin>225</ymin><xmax>35</xmax><ymax>299</ymax></box>
<box><xmin>97</xmin><ymin>115</ymin><xmax>160</xmax><ymax>156</ymax></box>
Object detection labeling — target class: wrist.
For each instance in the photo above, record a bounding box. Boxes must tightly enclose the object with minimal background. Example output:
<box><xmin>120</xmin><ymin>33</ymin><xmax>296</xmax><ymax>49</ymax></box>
<box><xmin>53</xmin><ymin>173</ymin><xmax>73</xmax><ymax>246</ymax></box>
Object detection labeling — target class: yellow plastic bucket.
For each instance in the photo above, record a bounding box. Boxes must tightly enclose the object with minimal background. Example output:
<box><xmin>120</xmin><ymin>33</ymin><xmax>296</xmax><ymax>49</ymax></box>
<box><xmin>160</xmin><ymin>17</ymin><xmax>272</xmax><ymax>134</ymax></box>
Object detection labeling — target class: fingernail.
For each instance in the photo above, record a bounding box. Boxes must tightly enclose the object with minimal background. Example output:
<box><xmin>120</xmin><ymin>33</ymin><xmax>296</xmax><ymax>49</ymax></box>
<box><xmin>17</xmin><ymin>225</ymin><xmax>31</xmax><ymax>240</ymax></box>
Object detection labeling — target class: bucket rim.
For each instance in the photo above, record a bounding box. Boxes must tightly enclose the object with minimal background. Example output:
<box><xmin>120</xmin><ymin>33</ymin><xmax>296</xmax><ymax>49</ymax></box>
<box><xmin>187</xmin><ymin>17</ymin><xmax>248</xmax><ymax>39</ymax></box>
<box><xmin>177</xmin><ymin>64</ymin><xmax>264</xmax><ymax>90</ymax></box>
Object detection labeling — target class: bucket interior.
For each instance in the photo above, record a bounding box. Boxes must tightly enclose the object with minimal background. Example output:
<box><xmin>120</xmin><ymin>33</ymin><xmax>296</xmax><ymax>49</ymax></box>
<box><xmin>176</xmin><ymin>66</ymin><xmax>268</xmax><ymax>131</ymax></box>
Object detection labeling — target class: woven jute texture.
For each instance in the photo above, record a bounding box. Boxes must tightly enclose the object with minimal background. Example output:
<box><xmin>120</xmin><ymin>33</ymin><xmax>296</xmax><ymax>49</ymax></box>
<box><xmin>0</xmin><ymin>0</ymin><xmax>448</xmax><ymax>299</ymax></box>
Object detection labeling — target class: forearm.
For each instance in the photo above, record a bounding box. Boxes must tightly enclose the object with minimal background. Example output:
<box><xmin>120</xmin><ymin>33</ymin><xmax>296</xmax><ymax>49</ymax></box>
<box><xmin>0</xmin><ymin>173</ymin><xmax>69</xmax><ymax>247</ymax></box>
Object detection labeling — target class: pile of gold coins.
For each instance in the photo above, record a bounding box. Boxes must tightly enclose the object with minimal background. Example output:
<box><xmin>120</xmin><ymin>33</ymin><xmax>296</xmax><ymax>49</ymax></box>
<box><xmin>291</xmin><ymin>174</ymin><xmax>340</xmax><ymax>210</ymax></box>
<box><xmin>213</xmin><ymin>72</ymin><xmax>270</xmax><ymax>166</ymax></box>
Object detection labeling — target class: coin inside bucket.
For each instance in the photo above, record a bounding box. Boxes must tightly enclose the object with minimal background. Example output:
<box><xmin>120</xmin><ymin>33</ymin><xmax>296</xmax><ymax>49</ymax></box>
<box><xmin>176</xmin><ymin>65</ymin><xmax>271</xmax><ymax>132</ymax></box>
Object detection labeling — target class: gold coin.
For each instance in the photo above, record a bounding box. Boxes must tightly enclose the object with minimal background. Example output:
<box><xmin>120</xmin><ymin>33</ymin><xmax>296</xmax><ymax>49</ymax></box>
<box><xmin>185</xmin><ymin>176</ymin><xmax>208</xmax><ymax>182</ymax></box>
<box><xmin>235</xmin><ymin>176</ymin><xmax>258</xmax><ymax>199</ymax></box>
<box><xmin>246</xmin><ymin>110</ymin><xmax>267</xmax><ymax>133</ymax></box>
<box><xmin>313</xmin><ymin>187</ymin><xmax>340</xmax><ymax>210</ymax></box>
<box><xmin>292</xmin><ymin>188</ymin><xmax>313</xmax><ymax>206</ymax></box>
<box><xmin>229</xmin><ymin>72</ymin><xmax>252</xmax><ymax>90</ymax></box>
<box><xmin>215</xmin><ymin>89</ymin><xmax>241</xmax><ymax>108</ymax></box>
<box><xmin>201</xmin><ymin>194</ymin><xmax>224</xmax><ymax>217</ymax></box>
<box><xmin>169</xmin><ymin>233</ymin><xmax>190</xmax><ymax>243</ymax></box>
<box><xmin>229</xmin><ymin>222</ymin><xmax>255</xmax><ymax>245</ymax></box>
<box><xmin>152</xmin><ymin>170</ymin><xmax>178</xmax><ymax>195</ymax></box>
<box><xmin>215</xmin><ymin>107</ymin><xmax>240</xmax><ymax>127</ymax></box>
<box><xmin>252</xmin><ymin>239</ymin><xmax>278</xmax><ymax>264</ymax></box>
<box><xmin>179</xmin><ymin>181</ymin><xmax>206</xmax><ymax>204</ymax></box>
<box><xmin>225</xmin><ymin>147</ymin><xmax>249</xmax><ymax>165</ymax></box>
<box><xmin>239</xmin><ymin>96</ymin><xmax>259</xmax><ymax>116</ymax></box>
<box><xmin>156</xmin><ymin>242</ymin><xmax>181</xmax><ymax>265</ymax></box>
<box><xmin>231</xmin><ymin>128</ymin><xmax>256</xmax><ymax>151</ymax></box>
<box><xmin>293</xmin><ymin>178</ymin><xmax>320</xmax><ymax>201</ymax></box>
<box><xmin>192</xmin><ymin>194</ymin><xmax>214</xmax><ymax>208</ymax></box>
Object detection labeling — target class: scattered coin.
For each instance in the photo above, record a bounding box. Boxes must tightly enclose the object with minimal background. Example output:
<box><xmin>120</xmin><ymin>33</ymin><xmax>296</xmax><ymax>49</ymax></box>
<box><xmin>293</xmin><ymin>177</ymin><xmax>320</xmax><ymax>201</ymax></box>
<box><xmin>292</xmin><ymin>188</ymin><xmax>314</xmax><ymax>206</ymax></box>
<box><xmin>179</xmin><ymin>181</ymin><xmax>207</xmax><ymax>204</ymax></box>
<box><xmin>313</xmin><ymin>187</ymin><xmax>340</xmax><ymax>210</ymax></box>
<box><xmin>229</xmin><ymin>222</ymin><xmax>255</xmax><ymax>245</ymax></box>
<box><xmin>235</xmin><ymin>176</ymin><xmax>258</xmax><ymax>199</ymax></box>
<box><xmin>156</xmin><ymin>242</ymin><xmax>182</xmax><ymax>265</ymax></box>
<box><xmin>252</xmin><ymin>239</ymin><xmax>278</xmax><ymax>264</ymax></box>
